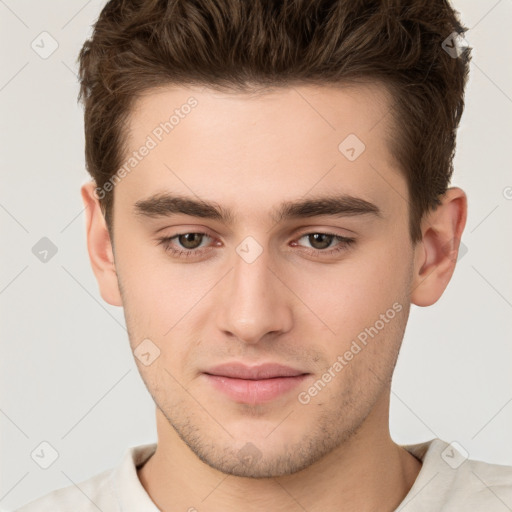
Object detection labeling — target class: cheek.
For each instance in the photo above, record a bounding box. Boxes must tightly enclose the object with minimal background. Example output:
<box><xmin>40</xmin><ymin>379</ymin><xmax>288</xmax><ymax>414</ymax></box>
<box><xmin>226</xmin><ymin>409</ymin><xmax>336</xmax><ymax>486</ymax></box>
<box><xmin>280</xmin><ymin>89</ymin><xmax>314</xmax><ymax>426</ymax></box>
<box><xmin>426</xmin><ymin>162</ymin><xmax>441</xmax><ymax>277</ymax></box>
<box><xmin>116</xmin><ymin>235</ymin><xmax>208</xmax><ymax>320</ymax></box>
<box><xmin>284</xmin><ymin>239</ymin><xmax>412</xmax><ymax>341</ymax></box>
<box><xmin>116</xmin><ymin>222</ymin><xmax>412</xmax><ymax>352</ymax></box>
<box><xmin>115</xmin><ymin>251</ymin><xmax>210</xmax><ymax>373</ymax></box>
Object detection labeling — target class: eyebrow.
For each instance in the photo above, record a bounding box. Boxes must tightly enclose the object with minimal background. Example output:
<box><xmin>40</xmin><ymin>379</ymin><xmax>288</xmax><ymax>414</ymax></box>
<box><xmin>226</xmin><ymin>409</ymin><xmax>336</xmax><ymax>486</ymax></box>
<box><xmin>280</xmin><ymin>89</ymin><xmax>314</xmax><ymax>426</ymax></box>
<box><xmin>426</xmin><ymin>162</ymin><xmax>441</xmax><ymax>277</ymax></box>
<box><xmin>133</xmin><ymin>192</ymin><xmax>382</xmax><ymax>225</ymax></box>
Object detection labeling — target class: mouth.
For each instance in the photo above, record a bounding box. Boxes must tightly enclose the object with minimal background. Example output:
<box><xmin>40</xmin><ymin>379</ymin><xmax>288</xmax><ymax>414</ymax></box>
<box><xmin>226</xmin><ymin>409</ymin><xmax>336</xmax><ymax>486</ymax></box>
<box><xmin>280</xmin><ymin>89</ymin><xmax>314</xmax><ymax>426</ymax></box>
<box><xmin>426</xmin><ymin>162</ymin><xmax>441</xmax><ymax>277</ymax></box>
<box><xmin>202</xmin><ymin>362</ymin><xmax>311</xmax><ymax>404</ymax></box>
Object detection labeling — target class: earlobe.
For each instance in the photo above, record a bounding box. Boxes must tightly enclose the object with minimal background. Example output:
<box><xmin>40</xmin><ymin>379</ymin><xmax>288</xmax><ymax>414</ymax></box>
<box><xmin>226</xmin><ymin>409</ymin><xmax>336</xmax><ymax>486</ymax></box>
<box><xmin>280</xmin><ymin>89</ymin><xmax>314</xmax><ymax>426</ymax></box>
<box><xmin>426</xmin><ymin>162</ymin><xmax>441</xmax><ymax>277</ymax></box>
<box><xmin>80</xmin><ymin>181</ymin><xmax>123</xmax><ymax>307</ymax></box>
<box><xmin>411</xmin><ymin>187</ymin><xmax>467</xmax><ymax>307</ymax></box>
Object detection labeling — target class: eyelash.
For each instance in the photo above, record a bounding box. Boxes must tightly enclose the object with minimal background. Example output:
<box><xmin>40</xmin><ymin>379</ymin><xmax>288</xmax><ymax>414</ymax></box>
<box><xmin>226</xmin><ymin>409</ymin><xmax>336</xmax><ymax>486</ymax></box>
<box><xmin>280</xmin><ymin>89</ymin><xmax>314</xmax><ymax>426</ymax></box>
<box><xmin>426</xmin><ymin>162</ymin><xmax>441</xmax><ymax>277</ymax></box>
<box><xmin>156</xmin><ymin>231</ymin><xmax>356</xmax><ymax>260</ymax></box>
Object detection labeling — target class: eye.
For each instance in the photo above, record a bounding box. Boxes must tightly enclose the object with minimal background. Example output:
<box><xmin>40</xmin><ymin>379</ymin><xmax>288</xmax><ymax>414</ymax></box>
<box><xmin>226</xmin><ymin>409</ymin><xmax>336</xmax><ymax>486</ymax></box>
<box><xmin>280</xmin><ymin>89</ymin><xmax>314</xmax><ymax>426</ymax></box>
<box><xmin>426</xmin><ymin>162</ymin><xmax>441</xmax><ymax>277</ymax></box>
<box><xmin>292</xmin><ymin>232</ymin><xmax>356</xmax><ymax>257</ymax></box>
<box><xmin>156</xmin><ymin>230</ymin><xmax>356</xmax><ymax>260</ymax></box>
<box><xmin>174</xmin><ymin>233</ymin><xmax>208</xmax><ymax>250</ymax></box>
<box><xmin>157</xmin><ymin>232</ymin><xmax>213</xmax><ymax>259</ymax></box>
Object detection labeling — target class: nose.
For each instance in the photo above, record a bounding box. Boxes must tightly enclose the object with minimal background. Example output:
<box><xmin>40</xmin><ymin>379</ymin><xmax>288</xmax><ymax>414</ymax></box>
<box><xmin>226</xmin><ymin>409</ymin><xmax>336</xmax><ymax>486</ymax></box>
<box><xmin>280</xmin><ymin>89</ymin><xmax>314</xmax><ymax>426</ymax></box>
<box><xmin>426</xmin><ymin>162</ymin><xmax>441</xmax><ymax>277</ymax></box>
<box><xmin>216</xmin><ymin>242</ymin><xmax>293</xmax><ymax>345</ymax></box>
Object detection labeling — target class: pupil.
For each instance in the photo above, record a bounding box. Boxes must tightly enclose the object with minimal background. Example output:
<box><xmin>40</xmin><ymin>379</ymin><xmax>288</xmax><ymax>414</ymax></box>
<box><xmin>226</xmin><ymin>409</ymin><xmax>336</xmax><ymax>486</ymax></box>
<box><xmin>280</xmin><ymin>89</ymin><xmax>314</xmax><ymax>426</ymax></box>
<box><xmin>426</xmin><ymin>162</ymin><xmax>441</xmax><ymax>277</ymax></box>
<box><xmin>309</xmin><ymin>233</ymin><xmax>332</xmax><ymax>250</ymax></box>
<box><xmin>179</xmin><ymin>233</ymin><xmax>202</xmax><ymax>249</ymax></box>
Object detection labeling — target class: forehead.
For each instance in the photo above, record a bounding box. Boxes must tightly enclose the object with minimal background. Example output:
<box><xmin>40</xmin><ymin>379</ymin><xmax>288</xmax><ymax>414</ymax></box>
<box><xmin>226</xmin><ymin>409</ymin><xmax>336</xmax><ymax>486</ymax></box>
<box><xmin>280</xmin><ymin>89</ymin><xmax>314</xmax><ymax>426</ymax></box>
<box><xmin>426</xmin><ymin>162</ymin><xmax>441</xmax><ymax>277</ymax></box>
<box><xmin>128</xmin><ymin>82</ymin><xmax>394</xmax><ymax>145</ymax></box>
<box><xmin>116</xmin><ymin>83</ymin><xmax>404</xmax><ymax>221</ymax></box>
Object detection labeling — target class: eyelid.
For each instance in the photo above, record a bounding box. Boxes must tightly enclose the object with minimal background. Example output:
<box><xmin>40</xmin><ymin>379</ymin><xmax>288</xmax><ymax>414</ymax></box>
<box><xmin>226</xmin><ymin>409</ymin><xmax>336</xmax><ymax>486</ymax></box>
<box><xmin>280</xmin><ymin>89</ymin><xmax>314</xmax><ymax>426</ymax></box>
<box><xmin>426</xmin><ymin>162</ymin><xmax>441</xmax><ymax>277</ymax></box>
<box><xmin>156</xmin><ymin>227</ymin><xmax>352</xmax><ymax>245</ymax></box>
<box><xmin>157</xmin><ymin>229</ymin><xmax>356</xmax><ymax>261</ymax></box>
<box><xmin>162</xmin><ymin>231</ymin><xmax>215</xmax><ymax>248</ymax></box>
<box><xmin>293</xmin><ymin>226</ymin><xmax>355</xmax><ymax>238</ymax></box>
<box><xmin>292</xmin><ymin>231</ymin><xmax>355</xmax><ymax>251</ymax></box>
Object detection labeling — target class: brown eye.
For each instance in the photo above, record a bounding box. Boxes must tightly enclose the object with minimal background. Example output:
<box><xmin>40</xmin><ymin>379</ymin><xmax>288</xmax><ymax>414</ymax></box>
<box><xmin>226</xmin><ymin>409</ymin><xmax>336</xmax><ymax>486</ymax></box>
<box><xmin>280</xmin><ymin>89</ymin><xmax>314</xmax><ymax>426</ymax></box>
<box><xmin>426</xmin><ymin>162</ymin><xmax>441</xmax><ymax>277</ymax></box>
<box><xmin>157</xmin><ymin>231</ymin><xmax>214</xmax><ymax>259</ymax></box>
<box><xmin>292</xmin><ymin>232</ymin><xmax>356</xmax><ymax>257</ymax></box>
<box><xmin>307</xmin><ymin>233</ymin><xmax>335</xmax><ymax>250</ymax></box>
<box><xmin>177</xmin><ymin>233</ymin><xmax>205</xmax><ymax>249</ymax></box>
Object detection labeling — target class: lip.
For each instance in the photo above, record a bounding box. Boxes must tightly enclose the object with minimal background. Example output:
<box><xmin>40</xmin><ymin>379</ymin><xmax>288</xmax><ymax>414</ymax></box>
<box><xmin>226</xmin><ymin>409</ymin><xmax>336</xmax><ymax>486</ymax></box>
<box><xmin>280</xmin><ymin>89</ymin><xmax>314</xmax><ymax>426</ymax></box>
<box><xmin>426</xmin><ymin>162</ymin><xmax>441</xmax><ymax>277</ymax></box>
<box><xmin>202</xmin><ymin>362</ymin><xmax>310</xmax><ymax>404</ymax></box>
<box><xmin>205</xmin><ymin>362</ymin><xmax>307</xmax><ymax>379</ymax></box>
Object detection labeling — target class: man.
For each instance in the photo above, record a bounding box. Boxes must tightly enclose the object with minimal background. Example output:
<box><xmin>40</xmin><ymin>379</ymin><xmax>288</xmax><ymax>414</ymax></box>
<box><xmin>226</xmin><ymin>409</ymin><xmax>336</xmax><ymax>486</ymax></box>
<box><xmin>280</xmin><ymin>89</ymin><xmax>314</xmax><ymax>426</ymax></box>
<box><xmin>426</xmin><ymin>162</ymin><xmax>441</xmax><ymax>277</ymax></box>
<box><xmin>16</xmin><ymin>0</ymin><xmax>512</xmax><ymax>510</ymax></box>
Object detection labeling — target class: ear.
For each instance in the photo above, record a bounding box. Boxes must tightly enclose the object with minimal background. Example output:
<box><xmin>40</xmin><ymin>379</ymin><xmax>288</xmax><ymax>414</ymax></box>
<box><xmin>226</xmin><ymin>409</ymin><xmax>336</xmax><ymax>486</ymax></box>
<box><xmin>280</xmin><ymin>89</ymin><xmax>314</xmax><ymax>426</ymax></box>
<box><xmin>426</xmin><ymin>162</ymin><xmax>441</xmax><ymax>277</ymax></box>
<box><xmin>80</xmin><ymin>181</ymin><xmax>123</xmax><ymax>307</ymax></box>
<box><xmin>411</xmin><ymin>187</ymin><xmax>467</xmax><ymax>307</ymax></box>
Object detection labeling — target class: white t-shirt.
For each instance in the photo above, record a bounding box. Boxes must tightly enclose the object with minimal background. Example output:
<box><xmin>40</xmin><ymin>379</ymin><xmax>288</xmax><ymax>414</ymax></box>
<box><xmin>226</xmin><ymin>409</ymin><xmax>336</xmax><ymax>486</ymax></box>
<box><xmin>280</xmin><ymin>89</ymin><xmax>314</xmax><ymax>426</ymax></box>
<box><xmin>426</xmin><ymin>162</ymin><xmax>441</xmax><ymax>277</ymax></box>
<box><xmin>14</xmin><ymin>438</ymin><xmax>512</xmax><ymax>511</ymax></box>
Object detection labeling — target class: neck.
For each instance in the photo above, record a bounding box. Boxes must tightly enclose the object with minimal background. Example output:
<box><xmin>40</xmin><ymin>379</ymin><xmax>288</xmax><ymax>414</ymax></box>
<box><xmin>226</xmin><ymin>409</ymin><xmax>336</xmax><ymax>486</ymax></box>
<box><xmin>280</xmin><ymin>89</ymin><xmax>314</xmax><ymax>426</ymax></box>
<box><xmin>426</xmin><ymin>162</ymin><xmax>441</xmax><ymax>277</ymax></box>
<box><xmin>137</xmin><ymin>401</ymin><xmax>422</xmax><ymax>512</ymax></box>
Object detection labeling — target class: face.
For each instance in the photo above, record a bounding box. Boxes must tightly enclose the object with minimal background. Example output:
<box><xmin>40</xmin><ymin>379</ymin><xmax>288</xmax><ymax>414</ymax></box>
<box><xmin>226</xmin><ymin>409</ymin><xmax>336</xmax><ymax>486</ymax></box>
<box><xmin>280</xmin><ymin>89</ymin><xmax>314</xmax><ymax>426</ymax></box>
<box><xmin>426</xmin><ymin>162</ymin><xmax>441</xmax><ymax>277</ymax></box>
<box><xmin>107</xmin><ymin>83</ymin><xmax>417</xmax><ymax>477</ymax></box>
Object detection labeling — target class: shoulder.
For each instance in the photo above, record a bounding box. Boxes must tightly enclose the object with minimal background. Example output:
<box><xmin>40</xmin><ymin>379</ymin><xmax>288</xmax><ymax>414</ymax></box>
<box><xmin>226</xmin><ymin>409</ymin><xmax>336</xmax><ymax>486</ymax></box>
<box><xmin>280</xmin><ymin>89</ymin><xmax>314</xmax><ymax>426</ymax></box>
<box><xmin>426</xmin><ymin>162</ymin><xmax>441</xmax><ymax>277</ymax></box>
<box><xmin>14</xmin><ymin>467</ymin><xmax>116</xmax><ymax>512</ymax></box>
<box><xmin>14</xmin><ymin>443</ymin><xmax>157</xmax><ymax>512</ymax></box>
<box><xmin>401</xmin><ymin>438</ymin><xmax>512</xmax><ymax>510</ymax></box>
<box><xmin>450</xmin><ymin>456</ymin><xmax>512</xmax><ymax>508</ymax></box>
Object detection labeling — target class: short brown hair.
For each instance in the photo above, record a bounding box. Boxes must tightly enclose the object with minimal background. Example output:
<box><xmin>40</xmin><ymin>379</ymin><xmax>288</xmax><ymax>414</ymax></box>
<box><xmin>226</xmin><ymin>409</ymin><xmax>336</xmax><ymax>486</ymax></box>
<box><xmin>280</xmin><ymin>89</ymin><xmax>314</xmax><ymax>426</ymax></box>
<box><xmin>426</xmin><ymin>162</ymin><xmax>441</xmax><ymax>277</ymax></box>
<box><xmin>78</xmin><ymin>0</ymin><xmax>471</xmax><ymax>243</ymax></box>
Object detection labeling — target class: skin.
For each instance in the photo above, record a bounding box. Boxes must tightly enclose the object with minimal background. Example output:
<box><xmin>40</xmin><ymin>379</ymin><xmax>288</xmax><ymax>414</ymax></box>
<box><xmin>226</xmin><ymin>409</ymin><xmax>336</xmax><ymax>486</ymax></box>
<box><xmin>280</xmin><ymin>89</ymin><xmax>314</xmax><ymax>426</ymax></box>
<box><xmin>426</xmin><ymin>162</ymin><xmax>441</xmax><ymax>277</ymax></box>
<box><xmin>81</xmin><ymin>83</ymin><xmax>467</xmax><ymax>511</ymax></box>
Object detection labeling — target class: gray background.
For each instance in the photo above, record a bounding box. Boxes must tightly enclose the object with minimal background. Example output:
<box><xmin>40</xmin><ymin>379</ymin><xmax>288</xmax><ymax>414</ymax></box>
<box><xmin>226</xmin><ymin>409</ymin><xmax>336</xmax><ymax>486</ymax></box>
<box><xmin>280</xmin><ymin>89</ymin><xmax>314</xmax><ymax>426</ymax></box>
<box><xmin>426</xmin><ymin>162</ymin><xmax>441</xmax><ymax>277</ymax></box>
<box><xmin>1</xmin><ymin>0</ymin><xmax>511</xmax><ymax>509</ymax></box>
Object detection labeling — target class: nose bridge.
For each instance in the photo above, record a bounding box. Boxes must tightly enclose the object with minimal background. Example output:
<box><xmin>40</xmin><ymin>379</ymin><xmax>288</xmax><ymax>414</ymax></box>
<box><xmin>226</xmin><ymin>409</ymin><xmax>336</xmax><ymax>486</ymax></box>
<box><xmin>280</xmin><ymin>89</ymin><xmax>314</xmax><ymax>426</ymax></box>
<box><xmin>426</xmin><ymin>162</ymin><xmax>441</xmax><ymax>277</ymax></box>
<box><xmin>217</xmin><ymin>238</ymin><xmax>292</xmax><ymax>343</ymax></box>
